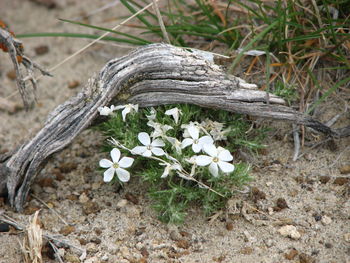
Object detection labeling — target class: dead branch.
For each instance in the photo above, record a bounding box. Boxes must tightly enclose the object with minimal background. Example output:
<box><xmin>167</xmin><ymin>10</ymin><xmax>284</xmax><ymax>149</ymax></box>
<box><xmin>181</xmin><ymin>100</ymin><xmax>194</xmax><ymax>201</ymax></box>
<box><xmin>0</xmin><ymin>26</ymin><xmax>51</xmax><ymax>109</ymax></box>
<box><xmin>0</xmin><ymin>43</ymin><xmax>348</xmax><ymax>211</ymax></box>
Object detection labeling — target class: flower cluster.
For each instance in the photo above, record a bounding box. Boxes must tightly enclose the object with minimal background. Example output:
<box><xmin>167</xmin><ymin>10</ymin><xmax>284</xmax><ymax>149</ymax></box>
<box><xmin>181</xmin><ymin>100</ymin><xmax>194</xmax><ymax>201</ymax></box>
<box><xmin>98</xmin><ymin>105</ymin><xmax>235</xmax><ymax>184</ymax></box>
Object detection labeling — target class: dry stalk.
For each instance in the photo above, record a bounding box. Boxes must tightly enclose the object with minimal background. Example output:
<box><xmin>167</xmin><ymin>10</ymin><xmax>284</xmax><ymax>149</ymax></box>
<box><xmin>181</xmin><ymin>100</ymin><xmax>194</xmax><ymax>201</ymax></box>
<box><xmin>21</xmin><ymin>210</ymin><xmax>43</xmax><ymax>263</ymax></box>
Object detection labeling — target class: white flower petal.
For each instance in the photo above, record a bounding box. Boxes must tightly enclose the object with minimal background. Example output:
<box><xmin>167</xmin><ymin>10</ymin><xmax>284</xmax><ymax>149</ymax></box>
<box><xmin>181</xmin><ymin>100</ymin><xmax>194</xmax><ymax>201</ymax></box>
<box><xmin>116</xmin><ymin>168</ymin><xmax>130</xmax><ymax>182</ymax></box>
<box><xmin>115</xmin><ymin>105</ymin><xmax>126</xmax><ymax>110</ymax></box>
<box><xmin>196</xmin><ymin>155</ymin><xmax>212</xmax><ymax>166</ymax></box>
<box><xmin>192</xmin><ymin>143</ymin><xmax>202</xmax><ymax>153</ymax></box>
<box><xmin>181</xmin><ymin>138</ymin><xmax>193</xmax><ymax>149</ymax></box>
<box><xmin>146</xmin><ymin>108</ymin><xmax>157</xmax><ymax>120</ymax></box>
<box><xmin>119</xmin><ymin>157</ymin><xmax>134</xmax><ymax>168</ymax></box>
<box><xmin>142</xmin><ymin>150</ymin><xmax>152</xmax><ymax>157</ymax></box>
<box><xmin>165</xmin><ymin>108</ymin><xmax>176</xmax><ymax>115</ymax></box>
<box><xmin>121</xmin><ymin>107</ymin><xmax>131</xmax><ymax>121</ymax></box>
<box><xmin>131</xmin><ymin>146</ymin><xmax>147</xmax><ymax>155</ymax></box>
<box><xmin>188</xmin><ymin>126</ymin><xmax>199</xmax><ymax>140</ymax></box>
<box><xmin>198</xmin><ymin>135</ymin><xmax>214</xmax><ymax>146</ymax></box>
<box><xmin>138</xmin><ymin>132</ymin><xmax>151</xmax><ymax>146</ymax></box>
<box><xmin>151</xmin><ymin>138</ymin><xmax>165</xmax><ymax>147</ymax></box>
<box><xmin>165</xmin><ymin>107</ymin><xmax>181</xmax><ymax>124</ymax></box>
<box><xmin>218</xmin><ymin>161</ymin><xmax>234</xmax><ymax>173</ymax></box>
<box><xmin>132</xmin><ymin>104</ymin><xmax>139</xmax><ymax>112</ymax></box>
<box><xmin>218</xmin><ymin>149</ymin><xmax>233</xmax><ymax>162</ymax></box>
<box><xmin>99</xmin><ymin>159</ymin><xmax>113</xmax><ymax>168</ymax></box>
<box><xmin>103</xmin><ymin>167</ymin><xmax>115</xmax><ymax>182</ymax></box>
<box><xmin>203</xmin><ymin>144</ymin><xmax>218</xmax><ymax>157</ymax></box>
<box><xmin>209</xmin><ymin>162</ymin><xmax>219</xmax><ymax>177</ymax></box>
<box><xmin>98</xmin><ymin>106</ymin><xmax>112</xmax><ymax>116</ymax></box>
<box><xmin>110</xmin><ymin>148</ymin><xmax>121</xmax><ymax>163</ymax></box>
<box><xmin>161</xmin><ymin>165</ymin><xmax>170</xmax><ymax>178</ymax></box>
<box><xmin>162</xmin><ymin>124</ymin><xmax>173</xmax><ymax>132</ymax></box>
<box><xmin>151</xmin><ymin>147</ymin><xmax>165</xmax><ymax>156</ymax></box>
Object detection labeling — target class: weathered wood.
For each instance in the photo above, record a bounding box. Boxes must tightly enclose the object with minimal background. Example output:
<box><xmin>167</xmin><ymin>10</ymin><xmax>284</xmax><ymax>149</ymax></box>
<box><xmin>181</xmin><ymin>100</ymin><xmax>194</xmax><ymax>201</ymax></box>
<box><xmin>0</xmin><ymin>43</ymin><xmax>347</xmax><ymax>211</ymax></box>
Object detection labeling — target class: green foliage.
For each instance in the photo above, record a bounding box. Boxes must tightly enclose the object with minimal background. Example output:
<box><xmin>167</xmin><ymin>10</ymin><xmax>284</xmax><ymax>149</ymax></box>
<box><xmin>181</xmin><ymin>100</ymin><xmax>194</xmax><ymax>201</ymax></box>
<box><xmin>17</xmin><ymin>0</ymin><xmax>349</xmax><ymax>103</ymax></box>
<box><xmin>97</xmin><ymin>105</ymin><xmax>257</xmax><ymax>224</ymax></box>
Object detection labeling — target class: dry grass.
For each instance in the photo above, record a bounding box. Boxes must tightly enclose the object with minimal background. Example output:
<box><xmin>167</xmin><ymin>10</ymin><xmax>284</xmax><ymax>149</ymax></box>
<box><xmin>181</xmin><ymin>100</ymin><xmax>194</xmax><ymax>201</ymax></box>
<box><xmin>20</xmin><ymin>210</ymin><xmax>43</xmax><ymax>263</ymax></box>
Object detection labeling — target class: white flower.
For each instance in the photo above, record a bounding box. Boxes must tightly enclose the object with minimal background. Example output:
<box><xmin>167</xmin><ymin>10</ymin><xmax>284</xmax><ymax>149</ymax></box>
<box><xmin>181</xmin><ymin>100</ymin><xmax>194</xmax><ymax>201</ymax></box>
<box><xmin>146</xmin><ymin>107</ymin><xmax>157</xmax><ymax>121</ymax></box>
<box><xmin>196</xmin><ymin>144</ymin><xmax>234</xmax><ymax>177</ymax></box>
<box><xmin>147</xmin><ymin>121</ymin><xmax>173</xmax><ymax>138</ymax></box>
<box><xmin>160</xmin><ymin>163</ymin><xmax>182</xmax><ymax>178</ymax></box>
<box><xmin>181</xmin><ymin>121</ymin><xmax>200</xmax><ymax>138</ymax></box>
<box><xmin>115</xmin><ymin>104</ymin><xmax>139</xmax><ymax>121</ymax></box>
<box><xmin>165</xmin><ymin>107</ymin><xmax>182</xmax><ymax>124</ymax></box>
<box><xmin>201</xmin><ymin>119</ymin><xmax>229</xmax><ymax>141</ymax></box>
<box><xmin>181</xmin><ymin>126</ymin><xmax>214</xmax><ymax>153</ymax></box>
<box><xmin>99</xmin><ymin>148</ymin><xmax>134</xmax><ymax>182</ymax></box>
<box><xmin>166</xmin><ymin>136</ymin><xmax>182</xmax><ymax>154</ymax></box>
<box><xmin>131</xmin><ymin>132</ymin><xmax>165</xmax><ymax>157</ymax></box>
<box><xmin>98</xmin><ymin>105</ymin><xmax>115</xmax><ymax>116</ymax></box>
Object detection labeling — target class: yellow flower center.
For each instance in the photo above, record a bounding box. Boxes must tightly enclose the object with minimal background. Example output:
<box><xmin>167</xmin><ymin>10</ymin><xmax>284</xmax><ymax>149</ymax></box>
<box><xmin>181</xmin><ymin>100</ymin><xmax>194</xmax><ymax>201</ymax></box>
<box><xmin>113</xmin><ymin>163</ymin><xmax>119</xmax><ymax>169</ymax></box>
<box><xmin>147</xmin><ymin>145</ymin><xmax>152</xmax><ymax>150</ymax></box>
<box><xmin>193</xmin><ymin>139</ymin><xmax>199</xmax><ymax>144</ymax></box>
<box><xmin>213</xmin><ymin>157</ymin><xmax>219</xmax><ymax>163</ymax></box>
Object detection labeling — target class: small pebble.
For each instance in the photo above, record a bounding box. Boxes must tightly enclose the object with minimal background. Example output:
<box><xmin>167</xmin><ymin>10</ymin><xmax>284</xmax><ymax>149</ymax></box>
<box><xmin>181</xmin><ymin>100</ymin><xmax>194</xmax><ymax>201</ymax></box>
<box><xmin>78</xmin><ymin>238</ymin><xmax>88</xmax><ymax>245</ymax></box>
<box><xmin>344</xmin><ymin>233</ymin><xmax>350</xmax><ymax>242</ymax></box>
<box><xmin>333</xmin><ymin>177</ymin><xmax>349</xmax><ymax>186</ymax></box>
<box><xmin>65</xmin><ymin>253</ymin><xmax>80</xmax><ymax>263</ymax></box>
<box><xmin>284</xmin><ymin>248</ymin><xmax>298</xmax><ymax>260</ymax></box>
<box><xmin>59</xmin><ymin>225</ymin><xmax>75</xmax><ymax>236</ymax></box>
<box><xmin>101</xmin><ymin>254</ymin><xmax>109</xmax><ymax>261</ymax></box>
<box><xmin>240</xmin><ymin>246</ymin><xmax>253</xmax><ymax>255</ymax></box>
<box><xmin>176</xmin><ymin>239</ymin><xmax>190</xmax><ymax>249</ymax></box>
<box><xmin>140</xmin><ymin>247</ymin><xmax>149</xmax><ymax>258</ymax></box>
<box><xmin>339</xmin><ymin>165</ymin><xmax>350</xmax><ymax>174</ymax></box>
<box><xmin>59</xmin><ymin>162</ymin><xmax>77</xmax><ymax>173</ymax></box>
<box><xmin>30</xmin><ymin>0</ymin><xmax>59</xmax><ymax>8</ymax></box>
<box><xmin>116</xmin><ymin>199</ymin><xmax>128</xmax><ymax>209</ymax></box>
<box><xmin>251</xmin><ymin>187</ymin><xmax>266</xmax><ymax>202</ymax></box>
<box><xmin>37</xmin><ymin>177</ymin><xmax>54</xmax><ymax>188</ymax></box>
<box><xmin>24</xmin><ymin>205</ymin><xmax>40</xmax><ymax>215</ymax></box>
<box><xmin>278</xmin><ymin>225</ymin><xmax>301</xmax><ymax>240</ymax></box>
<box><xmin>86</xmin><ymin>243</ymin><xmax>98</xmax><ymax>253</ymax></box>
<box><xmin>169</xmin><ymin>226</ymin><xmax>181</xmax><ymax>241</ymax></box>
<box><xmin>226</xmin><ymin>221</ymin><xmax>234</xmax><ymax>231</ymax></box>
<box><xmin>90</xmin><ymin>237</ymin><xmax>101</xmax><ymax>244</ymax></box>
<box><xmin>6</xmin><ymin>70</ymin><xmax>16</xmax><ymax>80</ymax></box>
<box><xmin>321</xmin><ymin>215</ymin><xmax>332</xmax><ymax>225</ymax></box>
<box><xmin>264</xmin><ymin>239</ymin><xmax>274</xmax><ymax>248</ymax></box>
<box><xmin>79</xmin><ymin>192</ymin><xmax>89</xmax><ymax>203</ymax></box>
<box><xmin>125</xmin><ymin>192</ymin><xmax>139</xmax><ymax>204</ymax></box>
<box><xmin>94</xmin><ymin>228</ymin><xmax>102</xmax><ymax>235</ymax></box>
<box><xmin>299</xmin><ymin>253</ymin><xmax>315</xmax><ymax>263</ymax></box>
<box><xmin>82</xmin><ymin>201</ymin><xmax>100</xmax><ymax>215</ymax></box>
<box><xmin>0</xmin><ymin>223</ymin><xmax>10</xmax><ymax>232</ymax></box>
<box><xmin>67</xmin><ymin>80</ymin><xmax>80</xmax><ymax>89</ymax></box>
<box><xmin>313</xmin><ymin>213</ymin><xmax>322</xmax><ymax>222</ymax></box>
<box><xmin>324</xmin><ymin>242</ymin><xmax>333</xmax><ymax>248</ymax></box>
<box><xmin>319</xmin><ymin>175</ymin><xmax>331</xmax><ymax>184</ymax></box>
<box><xmin>34</xmin><ymin>45</ymin><xmax>49</xmax><ymax>55</ymax></box>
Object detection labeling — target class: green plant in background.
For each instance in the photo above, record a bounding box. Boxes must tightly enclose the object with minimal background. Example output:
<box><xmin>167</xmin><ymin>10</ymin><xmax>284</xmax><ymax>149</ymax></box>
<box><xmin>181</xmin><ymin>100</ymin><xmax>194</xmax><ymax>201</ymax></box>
<box><xmin>96</xmin><ymin>104</ymin><xmax>259</xmax><ymax>224</ymax></box>
<box><xmin>17</xmin><ymin>0</ymin><xmax>349</xmax><ymax>108</ymax></box>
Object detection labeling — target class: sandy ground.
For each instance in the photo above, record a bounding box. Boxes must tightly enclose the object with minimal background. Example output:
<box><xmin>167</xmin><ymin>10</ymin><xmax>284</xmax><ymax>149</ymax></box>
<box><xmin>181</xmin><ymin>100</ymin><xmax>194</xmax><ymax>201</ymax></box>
<box><xmin>0</xmin><ymin>1</ymin><xmax>349</xmax><ymax>263</ymax></box>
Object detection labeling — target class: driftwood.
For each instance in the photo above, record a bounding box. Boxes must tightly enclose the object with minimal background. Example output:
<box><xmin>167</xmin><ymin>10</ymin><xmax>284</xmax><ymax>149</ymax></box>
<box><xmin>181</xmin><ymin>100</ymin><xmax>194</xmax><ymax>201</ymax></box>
<box><xmin>0</xmin><ymin>43</ymin><xmax>348</xmax><ymax>211</ymax></box>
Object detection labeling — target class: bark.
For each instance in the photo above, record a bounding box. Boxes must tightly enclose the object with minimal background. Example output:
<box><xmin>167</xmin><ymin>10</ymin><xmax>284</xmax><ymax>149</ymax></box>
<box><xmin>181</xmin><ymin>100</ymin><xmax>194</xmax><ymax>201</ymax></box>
<box><xmin>0</xmin><ymin>44</ymin><xmax>347</xmax><ymax>211</ymax></box>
